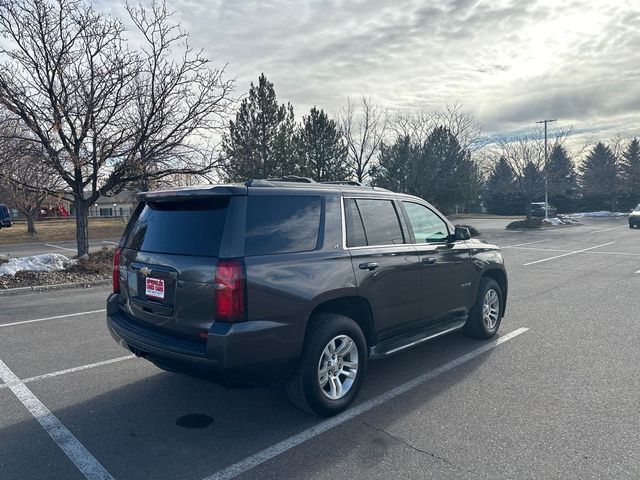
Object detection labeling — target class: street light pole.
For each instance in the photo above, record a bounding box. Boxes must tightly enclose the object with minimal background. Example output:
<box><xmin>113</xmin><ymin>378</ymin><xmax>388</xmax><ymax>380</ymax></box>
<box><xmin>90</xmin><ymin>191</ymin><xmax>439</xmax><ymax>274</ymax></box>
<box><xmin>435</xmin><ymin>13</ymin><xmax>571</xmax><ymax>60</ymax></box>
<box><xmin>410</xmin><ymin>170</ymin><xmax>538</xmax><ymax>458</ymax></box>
<box><xmin>535</xmin><ymin>119</ymin><xmax>556</xmax><ymax>220</ymax></box>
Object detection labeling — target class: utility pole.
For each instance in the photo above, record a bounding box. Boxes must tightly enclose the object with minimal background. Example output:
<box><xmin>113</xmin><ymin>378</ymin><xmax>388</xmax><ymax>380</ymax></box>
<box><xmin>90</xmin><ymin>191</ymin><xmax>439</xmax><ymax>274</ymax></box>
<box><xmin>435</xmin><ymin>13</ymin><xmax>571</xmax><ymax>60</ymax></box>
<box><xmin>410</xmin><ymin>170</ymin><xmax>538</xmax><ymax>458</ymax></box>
<box><xmin>535</xmin><ymin>119</ymin><xmax>556</xmax><ymax>219</ymax></box>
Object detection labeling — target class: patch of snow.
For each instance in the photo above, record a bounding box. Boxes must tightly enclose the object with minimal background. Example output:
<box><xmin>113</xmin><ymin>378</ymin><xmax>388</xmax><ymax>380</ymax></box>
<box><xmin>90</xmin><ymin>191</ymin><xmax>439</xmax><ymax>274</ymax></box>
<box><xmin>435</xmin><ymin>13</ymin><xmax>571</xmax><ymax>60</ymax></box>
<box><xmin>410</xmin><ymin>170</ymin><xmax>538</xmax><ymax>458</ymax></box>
<box><xmin>541</xmin><ymin>216</ymin><xmax>582</xmax><ymax>226</ymax></box>
<box><xmin>557</xmin><ymin>216</ymin><xmax>581</xmax><ymax>225</ymax></box>
<box><xmin>0</xmin><ymin>253</ymin><xmax>76</xmax><ymax>276</ymax></box>
<box><xmin>565</xmin><ymin>211</ymin><xmax>627</xmax><ymax>218</ymax></box>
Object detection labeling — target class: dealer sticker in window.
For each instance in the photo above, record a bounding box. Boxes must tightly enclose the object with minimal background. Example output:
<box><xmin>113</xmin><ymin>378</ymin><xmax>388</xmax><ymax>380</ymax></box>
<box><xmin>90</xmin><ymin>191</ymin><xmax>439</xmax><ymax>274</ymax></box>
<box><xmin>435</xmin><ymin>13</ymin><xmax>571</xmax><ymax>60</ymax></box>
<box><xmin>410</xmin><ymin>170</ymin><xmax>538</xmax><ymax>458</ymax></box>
<box><xmin>145</xmin><ymin>277</ymin><xmax>165</xmax><ymax>300</ymax></box>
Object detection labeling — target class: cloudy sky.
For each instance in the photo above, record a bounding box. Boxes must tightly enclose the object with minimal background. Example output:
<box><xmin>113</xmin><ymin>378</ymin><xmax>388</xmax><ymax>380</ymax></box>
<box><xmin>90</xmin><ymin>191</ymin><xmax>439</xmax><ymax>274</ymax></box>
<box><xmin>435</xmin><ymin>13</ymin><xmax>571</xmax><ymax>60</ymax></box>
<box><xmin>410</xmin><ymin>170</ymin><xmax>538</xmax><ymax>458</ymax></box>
<box><xmin>116</xmin><ymin>0</ymin><xmax>639</xmax><ymax>147</ymax></box>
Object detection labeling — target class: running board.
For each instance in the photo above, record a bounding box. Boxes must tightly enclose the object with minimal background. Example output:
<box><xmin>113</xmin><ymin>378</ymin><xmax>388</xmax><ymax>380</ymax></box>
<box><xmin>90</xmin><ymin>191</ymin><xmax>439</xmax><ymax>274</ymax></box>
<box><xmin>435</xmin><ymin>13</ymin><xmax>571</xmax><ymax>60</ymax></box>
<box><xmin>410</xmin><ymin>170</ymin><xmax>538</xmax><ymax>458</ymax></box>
<box><xmin>369</xmin><ymin>318</ymin><xmax>466</xmax><ymax>359</ymax></box>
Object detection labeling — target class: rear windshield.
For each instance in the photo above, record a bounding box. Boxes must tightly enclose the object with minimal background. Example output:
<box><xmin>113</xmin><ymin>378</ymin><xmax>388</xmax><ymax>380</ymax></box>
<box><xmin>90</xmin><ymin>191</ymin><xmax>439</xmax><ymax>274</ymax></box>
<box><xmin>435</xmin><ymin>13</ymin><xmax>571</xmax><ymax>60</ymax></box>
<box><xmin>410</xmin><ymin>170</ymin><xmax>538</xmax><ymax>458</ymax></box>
<box><xmin>124</xmin><ymin>198</ymin><xmax>229</xmax><ymax>256</ymax></box>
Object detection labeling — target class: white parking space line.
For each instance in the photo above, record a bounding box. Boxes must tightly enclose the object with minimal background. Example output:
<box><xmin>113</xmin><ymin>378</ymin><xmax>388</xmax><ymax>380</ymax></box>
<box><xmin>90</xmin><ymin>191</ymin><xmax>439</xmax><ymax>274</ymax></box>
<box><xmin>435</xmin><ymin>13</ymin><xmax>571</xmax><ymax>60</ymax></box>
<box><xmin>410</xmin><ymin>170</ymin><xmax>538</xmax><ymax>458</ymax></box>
<box><xmin>589</xmin><ymin>225</ymin><xmax>627</xmax><ymax>234</ymax></box>
<box><xmin>203</xmin><ymin>327</ymin><xmax>529</xmax><ymax>480</ymax></box>
<box><xmin>44</xmin><ymin>243</ymin><xmax>76</xmax><ymax>252</ymax></box>
<box><xmin>523</xmin><ymin>242</ymin><xmax>615</xmax><ymax>266</ymax></box>
<box><xmin>0</xmin><ymin>355</ymin><xmax>136</xmax><ymax>390</ymax></box>
<box><xmin>636</xmin><ymin>269</ymin><xmax>640</xmax><ymax>274</ymax></box>
<box><xmin>0</xmin><ymin>359</ymin><xmax>114</xmax><ymax>480</ymax></box>
<box><xmin>589</xmin><ymin>251</ymin><xmax>640</xmax><ymax>257</ymax></box>
<box><xmin>508</xmin><ymin>246</ymin><xmax>572</xmax><ymax>253</ymax></box>
<box><xmin>0</xmin><ymin>309</ymin><xmax>106</xmax><ymax>328</ymax></box>
<box><xmin>502</xmin><ymin>240</ymin><xmax>548</xmax><ymax>248</ymax></box>
<box><xmin>507</xmin><ymin>246</ymin><xmax>640</xmax><ymax>257</ymax></box>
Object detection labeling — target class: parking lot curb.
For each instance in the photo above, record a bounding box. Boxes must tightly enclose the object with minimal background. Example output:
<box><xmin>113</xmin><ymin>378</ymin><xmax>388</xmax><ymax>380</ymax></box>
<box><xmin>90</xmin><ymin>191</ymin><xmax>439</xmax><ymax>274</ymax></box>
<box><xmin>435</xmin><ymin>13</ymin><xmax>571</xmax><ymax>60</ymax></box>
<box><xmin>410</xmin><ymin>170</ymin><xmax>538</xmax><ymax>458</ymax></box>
<box><xmin>0</xmin><ymin>279</ymin><xmax>111</xmax><ymax>296</ymax></box>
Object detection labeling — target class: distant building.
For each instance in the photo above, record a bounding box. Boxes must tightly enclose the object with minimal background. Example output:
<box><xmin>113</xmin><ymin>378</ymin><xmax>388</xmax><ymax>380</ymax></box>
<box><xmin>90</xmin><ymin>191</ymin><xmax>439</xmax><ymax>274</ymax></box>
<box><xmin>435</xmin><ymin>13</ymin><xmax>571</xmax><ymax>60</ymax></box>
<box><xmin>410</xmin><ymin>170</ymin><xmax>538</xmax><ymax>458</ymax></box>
<box><xmin>86</xmin><ymin>191</ymin><xmax>138</xmax><ymax>218</ymax></box>
<box><xmin>0</xmin><ymin>189</ymin><xmax>140</xmax><ymax>219</ymax></box>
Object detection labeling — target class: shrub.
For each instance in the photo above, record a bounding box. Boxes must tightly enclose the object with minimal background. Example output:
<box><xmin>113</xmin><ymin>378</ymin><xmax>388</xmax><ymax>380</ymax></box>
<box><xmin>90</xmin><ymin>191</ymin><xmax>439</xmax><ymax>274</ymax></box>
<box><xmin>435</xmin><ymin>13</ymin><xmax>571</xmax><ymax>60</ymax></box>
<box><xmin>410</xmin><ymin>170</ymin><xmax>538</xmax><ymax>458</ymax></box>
<box><xmin>506</xmin><ymin>218</ymin><xmax>543</xmax><ymax>230</ymax></box>
<box><xmin>67</xmin><ymin>247</ymin><xmax>114</xmax><ymax>275</ymax></box>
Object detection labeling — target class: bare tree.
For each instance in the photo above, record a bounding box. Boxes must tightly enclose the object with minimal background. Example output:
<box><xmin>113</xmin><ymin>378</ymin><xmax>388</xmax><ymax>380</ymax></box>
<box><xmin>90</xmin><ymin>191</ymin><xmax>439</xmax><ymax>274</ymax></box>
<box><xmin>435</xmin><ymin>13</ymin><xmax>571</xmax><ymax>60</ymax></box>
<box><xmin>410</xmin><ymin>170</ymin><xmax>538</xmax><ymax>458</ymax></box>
<box><xmin>387</xmin><ymin>110</ymin><xmax>433</xmax><ymax>142</ymax></box>
<box><xmin>388</xmin><ymin>104</ymin><xmax>484</xmax><ymax>148</ymax></box>
<box><xmin>341</xmin><ymin>97</ymin><xmax>387</xmax><ymax>182</ymax></box>
<box><xmin>434</xmin><ymin>104</ymin><xmax>486</xmax><ymax>152</ymax></box>
<box><xmin>0</xmin><ymin>0</ymin><xmax>234</xmax><ymax>255</ymax></box>
<box><xmin>0</xmin><ymin>122</ymin><xmax>63</xmax><ymax>234</ymax></box>
<box><xmin>496</xmin><ymin>134</ymin><xmax>545</xmax><ymax>219</ymax></box>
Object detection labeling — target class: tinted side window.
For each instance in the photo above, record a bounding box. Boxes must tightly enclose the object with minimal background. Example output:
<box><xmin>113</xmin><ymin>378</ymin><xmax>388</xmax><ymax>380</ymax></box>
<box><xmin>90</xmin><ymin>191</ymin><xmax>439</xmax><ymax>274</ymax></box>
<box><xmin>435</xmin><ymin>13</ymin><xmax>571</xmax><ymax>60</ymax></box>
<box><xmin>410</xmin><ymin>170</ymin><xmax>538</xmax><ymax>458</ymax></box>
<box><xmin>125</xmin><ymin>198</ymin><xmax>229</xmax><ymax>256</ymax></box>
<box><xmin>403</xmin><ymin>202</ymin><xmax>449</xmax><ymax>243</ymax></box>
<box><xmin>355</xmin><ymin>199</ymin><xmax>405</xmax><ymax>246</ymax></box>
<box><xmin>344</xmin><ymin>199</ymin><xmax>367</xmax><ymax>247</ymax></box>
<box><xmin>245</xmin><ymin>196</ymin><xmax>321</xmax><ymax>256</ymax></box>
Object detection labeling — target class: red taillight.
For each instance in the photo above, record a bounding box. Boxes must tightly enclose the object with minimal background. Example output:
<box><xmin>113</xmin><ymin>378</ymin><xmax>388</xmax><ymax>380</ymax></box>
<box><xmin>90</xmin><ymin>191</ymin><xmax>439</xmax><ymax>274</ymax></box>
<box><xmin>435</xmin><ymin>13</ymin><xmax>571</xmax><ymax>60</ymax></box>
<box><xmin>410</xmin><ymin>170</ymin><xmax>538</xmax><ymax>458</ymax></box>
<box><xmin>214</xmin><ymin>258</ymin><xmax>246</xmax><ymax>322</ymax></box>
<box><xmin>112</xmin><ymin>247</ymin><xmax>122</xmax><ymax>293</ymax></box>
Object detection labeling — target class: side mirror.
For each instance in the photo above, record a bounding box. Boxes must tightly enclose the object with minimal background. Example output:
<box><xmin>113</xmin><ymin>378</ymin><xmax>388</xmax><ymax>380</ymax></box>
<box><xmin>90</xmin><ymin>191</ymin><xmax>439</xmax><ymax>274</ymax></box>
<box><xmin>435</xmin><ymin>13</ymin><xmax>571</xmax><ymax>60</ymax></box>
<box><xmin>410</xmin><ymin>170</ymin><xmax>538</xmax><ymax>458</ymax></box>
<box><xmin>454</xmin><ymin>226</ymin><xmax>471</xmax><ymax>241</ymax></box>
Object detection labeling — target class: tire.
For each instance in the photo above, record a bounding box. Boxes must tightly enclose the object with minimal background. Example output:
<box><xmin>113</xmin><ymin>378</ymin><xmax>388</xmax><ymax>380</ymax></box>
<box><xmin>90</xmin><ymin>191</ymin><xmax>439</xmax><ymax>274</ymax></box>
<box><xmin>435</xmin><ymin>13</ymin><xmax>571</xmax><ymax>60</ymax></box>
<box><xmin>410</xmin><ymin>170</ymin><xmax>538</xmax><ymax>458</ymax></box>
<box><xmin>286</xmin><ymin>313</ymin><xmax>367</xmax><ymax>417</ymax></box>
<box><xmin>464</xmin><ymin>277</ymin><xmax>503</xmax><ymax>339</ymax></box>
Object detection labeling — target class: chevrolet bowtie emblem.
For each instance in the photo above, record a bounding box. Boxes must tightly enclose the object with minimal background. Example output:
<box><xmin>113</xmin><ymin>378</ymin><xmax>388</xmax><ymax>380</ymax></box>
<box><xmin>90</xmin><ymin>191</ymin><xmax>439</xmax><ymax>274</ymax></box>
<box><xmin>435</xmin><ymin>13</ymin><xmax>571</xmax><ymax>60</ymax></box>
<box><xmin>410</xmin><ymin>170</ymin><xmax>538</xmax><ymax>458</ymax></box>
<box><xmin>140</xmin><ymin>266</ymin><xmax>152</xmax><ymax>277</ymax></box>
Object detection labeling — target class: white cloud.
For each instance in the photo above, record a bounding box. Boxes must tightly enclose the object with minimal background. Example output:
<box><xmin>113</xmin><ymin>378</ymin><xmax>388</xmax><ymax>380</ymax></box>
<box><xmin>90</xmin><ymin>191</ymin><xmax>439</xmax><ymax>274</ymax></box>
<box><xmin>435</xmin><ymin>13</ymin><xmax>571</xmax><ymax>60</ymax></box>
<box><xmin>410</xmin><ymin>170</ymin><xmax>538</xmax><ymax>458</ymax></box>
<box><xmin>104</xmin><ymin>0</ymin><xmax>640</xmax><ymax>148</ymax></box>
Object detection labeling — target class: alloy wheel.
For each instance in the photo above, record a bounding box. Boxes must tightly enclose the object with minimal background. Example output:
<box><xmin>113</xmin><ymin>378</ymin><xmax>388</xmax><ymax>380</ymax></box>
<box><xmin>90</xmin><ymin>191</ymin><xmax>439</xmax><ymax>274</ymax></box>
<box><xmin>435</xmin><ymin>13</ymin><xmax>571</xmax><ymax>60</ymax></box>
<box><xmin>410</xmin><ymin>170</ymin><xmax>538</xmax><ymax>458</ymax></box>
<box><xmin>317</xmin><ymin>335</ymin><xmax>359</xmax><ymax>400</ymax></box>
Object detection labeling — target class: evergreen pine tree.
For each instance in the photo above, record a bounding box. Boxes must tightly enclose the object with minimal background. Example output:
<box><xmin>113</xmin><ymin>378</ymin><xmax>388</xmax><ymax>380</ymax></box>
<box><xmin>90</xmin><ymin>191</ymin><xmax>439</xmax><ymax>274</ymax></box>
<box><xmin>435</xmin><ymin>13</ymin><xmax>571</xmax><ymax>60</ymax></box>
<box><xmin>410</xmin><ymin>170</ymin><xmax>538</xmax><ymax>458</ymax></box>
<box><xmin>370</xmin><ymin>135</ymin><xmax>414</xmax><ymax>192</ymax></box>
<box><xmin>545</xmin><ymin>144</ymin><xmax>577</xmax><ymax>212</ymax></box>
<box><xmin>620</xmin><ymin>138</ymin><xmax>640</xmax><ymax>205</ymax></box>
<box><xmin>372</xmin><ymin>126</ymin><xmax>482</xmax><ymax>212</ymax></box>
<box><xmin>413</xmin><ymin>126</ymin><xmax>481</xmax><ymax>212</ymax></box>
<box><xmin>222</xmin><ymin>74</ymin><xmax>298</xmax><ymax>181</ymax></box>
<box><xmin>579</xmin><ymin>142</ymin><xmax>619</xmax><ymax>211</ymax></box>
<box><xmin>484</xmin><ymin>156</ymin><xmax>520</xmax><ymax>214</ymax></box>
<box><xmin>295</xmin><ymin>107</ymin><xmax>349</xmax><ymax>181</ymax></box>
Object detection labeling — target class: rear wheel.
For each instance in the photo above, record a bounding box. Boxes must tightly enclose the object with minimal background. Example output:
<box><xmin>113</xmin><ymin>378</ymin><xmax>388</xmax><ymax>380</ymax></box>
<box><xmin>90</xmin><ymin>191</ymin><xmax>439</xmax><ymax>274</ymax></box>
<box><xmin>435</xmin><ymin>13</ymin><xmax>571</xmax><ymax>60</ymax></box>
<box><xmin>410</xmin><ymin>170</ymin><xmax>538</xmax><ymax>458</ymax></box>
<box><xmin>464</xmin><ymin>277</ymin><xmax>503</xmax><ymax>339</ymax></box>
<box><xmin>286</xmin><ymin>313</ymin><xmax>367</xmax><ymax>417</ymax></box>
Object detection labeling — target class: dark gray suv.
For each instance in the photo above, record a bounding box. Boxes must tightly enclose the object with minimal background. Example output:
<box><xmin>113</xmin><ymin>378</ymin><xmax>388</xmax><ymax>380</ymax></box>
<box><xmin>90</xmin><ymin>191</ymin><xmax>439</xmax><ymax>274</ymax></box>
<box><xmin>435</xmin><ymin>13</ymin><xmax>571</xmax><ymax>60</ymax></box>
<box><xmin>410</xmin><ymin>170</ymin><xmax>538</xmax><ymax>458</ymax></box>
<box><xmin>107</xmin><ymin>179</ymin><xmax>507</xmax><ymax>416</ymax></box>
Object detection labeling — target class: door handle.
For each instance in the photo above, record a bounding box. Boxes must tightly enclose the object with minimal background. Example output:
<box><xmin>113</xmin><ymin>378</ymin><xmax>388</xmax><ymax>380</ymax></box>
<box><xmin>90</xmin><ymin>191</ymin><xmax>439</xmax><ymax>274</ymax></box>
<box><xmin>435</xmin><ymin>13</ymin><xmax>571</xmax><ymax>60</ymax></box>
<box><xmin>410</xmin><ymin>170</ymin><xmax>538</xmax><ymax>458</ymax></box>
<box><xmin>359</xmin><ymin>262</ymin><xmax>379</xmax><ymax>271</ymax></box>
<box><xmin>422</xmin><ymin>256</ymin><xmax>437</xmax><ymax>265</ymax></box>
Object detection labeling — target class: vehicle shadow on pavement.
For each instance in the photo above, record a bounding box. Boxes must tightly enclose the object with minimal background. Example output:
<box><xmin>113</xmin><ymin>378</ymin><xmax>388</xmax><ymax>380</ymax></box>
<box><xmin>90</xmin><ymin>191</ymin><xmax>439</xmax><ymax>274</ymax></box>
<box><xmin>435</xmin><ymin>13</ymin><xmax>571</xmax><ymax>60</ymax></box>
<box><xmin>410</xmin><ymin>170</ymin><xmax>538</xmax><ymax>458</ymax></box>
<box><xmin>0</xmin><ymin>331</ymin><xmax>492</xmax><ymax>480</ymax></box>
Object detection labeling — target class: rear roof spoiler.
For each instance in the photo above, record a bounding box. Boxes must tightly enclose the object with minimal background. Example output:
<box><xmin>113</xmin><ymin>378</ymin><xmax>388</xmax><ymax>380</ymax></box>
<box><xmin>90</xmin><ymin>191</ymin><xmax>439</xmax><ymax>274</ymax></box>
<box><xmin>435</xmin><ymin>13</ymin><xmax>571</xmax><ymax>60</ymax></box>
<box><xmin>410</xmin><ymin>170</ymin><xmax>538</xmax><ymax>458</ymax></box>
<box><xmin>137</xmin><ymin>184</ymin><xmax>247</xmax><ymax>202</ymax></box>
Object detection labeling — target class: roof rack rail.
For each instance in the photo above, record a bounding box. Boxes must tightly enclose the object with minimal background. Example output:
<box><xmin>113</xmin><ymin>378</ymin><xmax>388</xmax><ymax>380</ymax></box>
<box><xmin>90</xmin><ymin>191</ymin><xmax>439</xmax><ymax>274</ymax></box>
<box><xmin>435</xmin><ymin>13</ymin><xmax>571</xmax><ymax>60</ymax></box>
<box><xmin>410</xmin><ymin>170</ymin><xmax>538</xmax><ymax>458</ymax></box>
<box><xmin>320</xmin><ymin>180</ymin><xmax>364</xmax><ymax>186</ymax></box>
<box><xmin>244</xmin><ymin>179</ymin><xmax>274</xmax><ymax>187</ymax></box>
<box><xmin>266</xmin><ymin>175</ymin><xmax>316</xmax><ymax>183</ymax></box>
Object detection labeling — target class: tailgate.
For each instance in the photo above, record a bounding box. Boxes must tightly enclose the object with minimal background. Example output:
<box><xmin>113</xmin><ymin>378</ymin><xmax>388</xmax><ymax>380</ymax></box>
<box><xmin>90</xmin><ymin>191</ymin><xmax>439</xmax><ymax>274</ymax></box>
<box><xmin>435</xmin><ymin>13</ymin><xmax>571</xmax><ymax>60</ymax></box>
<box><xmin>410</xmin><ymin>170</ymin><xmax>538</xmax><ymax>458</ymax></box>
<box><xmin>117</xmin><ymin>196</ymin><xmax>230</xmax><ymax>337</ymax></box>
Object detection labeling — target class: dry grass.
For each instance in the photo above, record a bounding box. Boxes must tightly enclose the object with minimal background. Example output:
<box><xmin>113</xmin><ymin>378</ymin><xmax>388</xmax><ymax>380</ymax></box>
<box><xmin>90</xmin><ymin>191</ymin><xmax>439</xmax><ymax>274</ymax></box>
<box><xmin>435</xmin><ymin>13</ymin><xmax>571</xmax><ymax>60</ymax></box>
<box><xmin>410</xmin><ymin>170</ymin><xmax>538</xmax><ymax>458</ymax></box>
<box><xmin>0</xmin><ymin>217</ymin><xmax>126</xmax><ymax>245</ymax></box>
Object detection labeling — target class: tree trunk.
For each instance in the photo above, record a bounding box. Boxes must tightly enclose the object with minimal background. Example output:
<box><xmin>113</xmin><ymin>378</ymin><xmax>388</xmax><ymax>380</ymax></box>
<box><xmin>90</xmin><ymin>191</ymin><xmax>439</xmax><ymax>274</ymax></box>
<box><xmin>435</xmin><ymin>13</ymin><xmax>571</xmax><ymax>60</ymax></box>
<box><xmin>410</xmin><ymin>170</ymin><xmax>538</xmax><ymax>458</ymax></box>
<box><xmin>26</xmin><ymin>214</ymin><xmax>38</xmax><ymax>235</ymax></box>
<box><xmin>75</xmin><ymin>199</ymin><xmax>90</xmax><ymax>257</ymax></box>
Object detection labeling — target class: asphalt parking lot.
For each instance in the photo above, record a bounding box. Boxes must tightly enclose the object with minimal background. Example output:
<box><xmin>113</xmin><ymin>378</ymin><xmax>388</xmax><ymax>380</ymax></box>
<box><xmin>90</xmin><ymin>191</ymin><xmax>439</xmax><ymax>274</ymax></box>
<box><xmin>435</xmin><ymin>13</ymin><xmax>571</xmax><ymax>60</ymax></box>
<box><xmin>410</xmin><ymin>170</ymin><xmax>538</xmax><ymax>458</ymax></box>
<box><xmin>1</xmin><ymin>216</ymin><xmax>639</xmax><ymax>480</ymax></box>
<box><xmin>0</xmin><ymin>238</ymin><xmax>120</xmax><ymax>259</ymax></box>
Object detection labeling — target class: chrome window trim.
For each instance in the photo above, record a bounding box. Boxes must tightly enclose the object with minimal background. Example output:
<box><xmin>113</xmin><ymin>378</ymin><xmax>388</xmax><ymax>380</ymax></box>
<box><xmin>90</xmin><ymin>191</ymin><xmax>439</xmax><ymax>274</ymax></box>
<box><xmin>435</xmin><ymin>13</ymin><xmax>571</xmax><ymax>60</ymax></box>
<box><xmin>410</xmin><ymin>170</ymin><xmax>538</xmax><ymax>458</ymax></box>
<box><xmin>340</xmin><ymin>196</ymin><xmax>463</xmax><ymax>251</ymax></box>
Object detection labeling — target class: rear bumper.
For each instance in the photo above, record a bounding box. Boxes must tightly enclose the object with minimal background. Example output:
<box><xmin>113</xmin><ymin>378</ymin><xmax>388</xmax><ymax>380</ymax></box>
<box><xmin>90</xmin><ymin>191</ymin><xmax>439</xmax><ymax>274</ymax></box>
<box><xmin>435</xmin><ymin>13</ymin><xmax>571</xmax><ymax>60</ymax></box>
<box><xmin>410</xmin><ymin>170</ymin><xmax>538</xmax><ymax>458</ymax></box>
<box><xmin>0</xmin><ymin>220</ymin><xmax>11</xmax><ymax>227</ymax></box>
<box><xmin>629</xmin><ymin>217</ymin><xmax>640</xmax><ymax>226</ymax></box>
<box><xmin>106</xmin><ymin>294</ymin><xmax>302</xmax><ymax>387</ymax></box>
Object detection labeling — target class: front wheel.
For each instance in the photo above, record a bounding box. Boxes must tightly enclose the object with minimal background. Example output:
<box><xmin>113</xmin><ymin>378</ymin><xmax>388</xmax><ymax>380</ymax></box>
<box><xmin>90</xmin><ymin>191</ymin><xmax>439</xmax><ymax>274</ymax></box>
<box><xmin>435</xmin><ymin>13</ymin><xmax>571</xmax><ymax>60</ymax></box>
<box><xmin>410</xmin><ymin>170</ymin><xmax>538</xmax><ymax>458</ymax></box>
<box><xmin>464</xmin><ymin>277</ymin><xmax>503</xmax><ymax>339</ymax></box>
<box><xmin>286</xmin><ymin>313</ymin><xmax>367</xmax><ymax>417</ymax></box>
